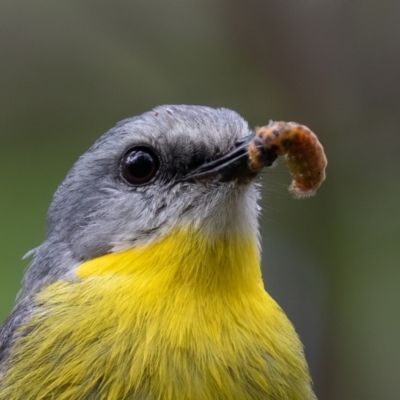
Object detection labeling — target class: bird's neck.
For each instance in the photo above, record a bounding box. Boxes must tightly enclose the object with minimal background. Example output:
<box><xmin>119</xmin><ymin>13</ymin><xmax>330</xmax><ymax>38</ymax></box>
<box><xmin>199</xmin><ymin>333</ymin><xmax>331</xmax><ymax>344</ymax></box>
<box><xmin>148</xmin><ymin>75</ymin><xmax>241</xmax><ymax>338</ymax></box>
<box><xmin>76</xmin><ymin>226</ymin><xmax>263</xmax><ymax>295</ymax></box>
<box><xmin>1</xmin><ymin>227</ymin><xmax>314</xmax><ymax>399</ymax></box>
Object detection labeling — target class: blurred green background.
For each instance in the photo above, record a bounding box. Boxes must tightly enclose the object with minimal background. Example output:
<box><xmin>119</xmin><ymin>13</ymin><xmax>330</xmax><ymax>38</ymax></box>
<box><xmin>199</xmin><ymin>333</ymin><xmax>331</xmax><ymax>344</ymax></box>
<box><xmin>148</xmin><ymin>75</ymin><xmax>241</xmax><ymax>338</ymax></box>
<box><xmin>1</xmin><ymin>1</ymin><xmax>399</xmax><ymax>399</ymax></box>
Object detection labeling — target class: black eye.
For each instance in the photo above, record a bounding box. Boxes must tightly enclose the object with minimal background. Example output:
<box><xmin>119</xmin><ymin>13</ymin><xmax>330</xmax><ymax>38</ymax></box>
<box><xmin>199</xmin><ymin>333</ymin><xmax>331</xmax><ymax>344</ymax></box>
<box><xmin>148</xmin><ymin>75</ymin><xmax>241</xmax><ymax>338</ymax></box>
<box><xmin>121</xmin><ymin>146</ymin><xmax>160</xmax><ymax>185</ymax></box>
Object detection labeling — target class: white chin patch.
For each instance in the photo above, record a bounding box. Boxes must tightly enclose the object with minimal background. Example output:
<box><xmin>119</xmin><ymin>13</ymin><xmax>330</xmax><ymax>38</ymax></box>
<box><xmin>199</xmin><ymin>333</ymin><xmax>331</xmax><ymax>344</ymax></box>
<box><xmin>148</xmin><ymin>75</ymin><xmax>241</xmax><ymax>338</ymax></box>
<box><xmin>110</xmin><ymin>182</ymin><xmax>260</xmax><ymax>253</ymax></box>
<box><xmin>182</xmin><ymin>182</ymin><xmax>261</xmax><ymax>239</ymax></box>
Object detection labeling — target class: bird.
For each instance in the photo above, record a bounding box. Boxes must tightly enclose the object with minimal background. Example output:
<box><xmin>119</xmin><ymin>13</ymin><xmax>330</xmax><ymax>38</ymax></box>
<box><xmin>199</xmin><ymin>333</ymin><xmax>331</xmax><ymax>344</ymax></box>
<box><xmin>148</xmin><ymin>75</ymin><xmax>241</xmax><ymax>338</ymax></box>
<box><xmin>0</xmin><ymin>105</ymin><xmax>316</xmax><ymax>399</ymax></box>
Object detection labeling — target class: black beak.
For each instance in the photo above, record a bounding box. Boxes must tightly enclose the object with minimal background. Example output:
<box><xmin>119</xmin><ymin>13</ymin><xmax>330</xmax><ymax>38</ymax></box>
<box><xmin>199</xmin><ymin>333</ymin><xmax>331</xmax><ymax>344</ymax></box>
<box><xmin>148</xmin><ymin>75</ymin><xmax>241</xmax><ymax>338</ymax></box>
<box><xmin>180</xmin><ymin>133</ymin><xmax>257</xmax><ymax>183</ymax></box>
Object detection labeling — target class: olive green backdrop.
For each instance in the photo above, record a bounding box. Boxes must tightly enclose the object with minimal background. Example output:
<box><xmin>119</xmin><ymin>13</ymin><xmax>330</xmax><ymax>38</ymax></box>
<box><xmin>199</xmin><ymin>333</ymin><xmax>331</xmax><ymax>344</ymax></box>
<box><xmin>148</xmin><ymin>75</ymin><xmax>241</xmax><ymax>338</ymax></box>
<box><xmin>1</xmin><ymin>1</ymin><xmax>399</xmax><ymax>399</ymax></box>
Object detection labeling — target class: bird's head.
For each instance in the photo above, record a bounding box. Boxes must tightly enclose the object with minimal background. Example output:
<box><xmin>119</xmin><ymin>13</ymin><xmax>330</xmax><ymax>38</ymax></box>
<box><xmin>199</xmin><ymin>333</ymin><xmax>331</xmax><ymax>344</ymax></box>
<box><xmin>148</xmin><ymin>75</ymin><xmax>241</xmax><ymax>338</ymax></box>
<box><xmin>23</xmin><ymin>105</ymin><xmax>263</xmax><ymax>296</ymax></box>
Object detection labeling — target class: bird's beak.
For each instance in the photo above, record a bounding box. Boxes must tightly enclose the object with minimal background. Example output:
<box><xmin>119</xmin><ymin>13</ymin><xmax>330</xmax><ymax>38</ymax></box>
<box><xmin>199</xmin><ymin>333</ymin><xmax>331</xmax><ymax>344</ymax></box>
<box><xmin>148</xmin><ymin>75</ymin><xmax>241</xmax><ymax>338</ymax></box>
<box><xmin>180</xmin><ymin>134</ymin><xmax>258</xmax><ymax>183</ymax></box>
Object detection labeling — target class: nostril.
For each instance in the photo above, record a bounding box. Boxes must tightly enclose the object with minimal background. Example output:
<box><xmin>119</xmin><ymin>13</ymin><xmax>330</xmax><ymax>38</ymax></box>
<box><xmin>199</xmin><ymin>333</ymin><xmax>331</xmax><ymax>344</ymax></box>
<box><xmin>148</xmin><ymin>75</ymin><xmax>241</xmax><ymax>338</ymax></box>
<box><xmin>234</xmin><ymin>133</ymin><xmax>255</xmax><ymax>148</ymax></box>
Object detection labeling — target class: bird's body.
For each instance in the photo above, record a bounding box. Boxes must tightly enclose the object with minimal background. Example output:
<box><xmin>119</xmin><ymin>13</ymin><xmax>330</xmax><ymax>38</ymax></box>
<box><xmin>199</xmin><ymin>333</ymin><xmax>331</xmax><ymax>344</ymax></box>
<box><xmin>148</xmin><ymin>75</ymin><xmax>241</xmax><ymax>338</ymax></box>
<box><xmin>0</xmin><ymin>106</ymin><xmax>317</xmax><ymax>399</ymax></box>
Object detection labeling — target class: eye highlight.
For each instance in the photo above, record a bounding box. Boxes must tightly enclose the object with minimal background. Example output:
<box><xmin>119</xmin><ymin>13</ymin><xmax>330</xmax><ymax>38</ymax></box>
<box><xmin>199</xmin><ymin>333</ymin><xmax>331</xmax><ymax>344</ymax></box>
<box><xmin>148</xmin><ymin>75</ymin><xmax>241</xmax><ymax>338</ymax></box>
<box><xmin>121</xmin><ymin>146</ymin><xmax>160</xmax><ymax>185</ymax></box>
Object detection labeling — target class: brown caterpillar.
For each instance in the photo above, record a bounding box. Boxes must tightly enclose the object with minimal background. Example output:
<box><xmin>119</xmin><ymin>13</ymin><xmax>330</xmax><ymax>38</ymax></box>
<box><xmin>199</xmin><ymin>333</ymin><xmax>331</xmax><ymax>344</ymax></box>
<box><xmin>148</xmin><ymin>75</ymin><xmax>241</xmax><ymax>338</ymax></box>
<box><xmin>248</xmin><ymin>121</ymin><xmax>327</xmax><ymax>198</ymax></box>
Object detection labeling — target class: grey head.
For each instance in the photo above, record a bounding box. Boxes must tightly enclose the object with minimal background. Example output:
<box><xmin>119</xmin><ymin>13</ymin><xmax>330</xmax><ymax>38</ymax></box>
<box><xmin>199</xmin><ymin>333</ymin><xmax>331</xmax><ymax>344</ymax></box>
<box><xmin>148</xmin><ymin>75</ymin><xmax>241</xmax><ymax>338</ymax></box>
<box><xmin>20</xmin><ymin>105</ymin><xmax>261</xmax><ymax>299</ymax></box>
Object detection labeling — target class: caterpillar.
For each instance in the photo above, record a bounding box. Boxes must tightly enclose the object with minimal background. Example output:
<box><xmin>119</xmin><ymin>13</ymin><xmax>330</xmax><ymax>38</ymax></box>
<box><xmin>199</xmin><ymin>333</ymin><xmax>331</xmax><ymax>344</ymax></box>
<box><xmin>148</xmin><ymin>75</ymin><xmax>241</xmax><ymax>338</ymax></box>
<box><xmin>248</xmin><ymin>121</ymin><xmax>327</xmax><ymax>198</ymax></box>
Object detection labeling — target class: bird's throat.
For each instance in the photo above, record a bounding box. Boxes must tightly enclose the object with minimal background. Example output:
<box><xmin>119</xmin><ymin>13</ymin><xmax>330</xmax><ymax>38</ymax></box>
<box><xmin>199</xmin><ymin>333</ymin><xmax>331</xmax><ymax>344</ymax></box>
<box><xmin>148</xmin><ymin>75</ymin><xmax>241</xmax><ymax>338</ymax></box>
<box><xmin>76</xmin><ymin>227</ymin><xmax>262</xmax><ymax>294</ymax></box>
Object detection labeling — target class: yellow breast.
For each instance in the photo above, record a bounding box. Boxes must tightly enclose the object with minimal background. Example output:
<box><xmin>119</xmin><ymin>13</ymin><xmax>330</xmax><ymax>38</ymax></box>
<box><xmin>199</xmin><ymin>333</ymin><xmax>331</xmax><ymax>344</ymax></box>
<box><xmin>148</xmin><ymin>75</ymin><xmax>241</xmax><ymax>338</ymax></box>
<box><xmin>0</xmin><ymin>228</ymin><xmax>313</xmax><ymax>399</ymax></box>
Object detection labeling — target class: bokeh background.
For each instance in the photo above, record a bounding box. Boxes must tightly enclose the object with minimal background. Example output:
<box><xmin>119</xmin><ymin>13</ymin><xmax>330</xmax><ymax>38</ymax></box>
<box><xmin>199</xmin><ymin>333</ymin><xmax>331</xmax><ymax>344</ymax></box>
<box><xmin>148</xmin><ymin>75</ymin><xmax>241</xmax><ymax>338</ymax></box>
<box><xmin>1</xmin><ymin>1</ymin><xmax>399</xmax><ymax>399</ymax></box>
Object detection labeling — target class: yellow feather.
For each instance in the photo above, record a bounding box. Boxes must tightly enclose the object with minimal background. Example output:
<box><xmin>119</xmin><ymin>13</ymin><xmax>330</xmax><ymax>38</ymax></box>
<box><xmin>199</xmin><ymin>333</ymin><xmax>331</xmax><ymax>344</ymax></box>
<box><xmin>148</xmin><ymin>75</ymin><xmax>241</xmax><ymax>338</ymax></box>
<box><xmin>0</xmin><ymin>227</ymin><xmax>313</xmax><ymax>399</ymax></box>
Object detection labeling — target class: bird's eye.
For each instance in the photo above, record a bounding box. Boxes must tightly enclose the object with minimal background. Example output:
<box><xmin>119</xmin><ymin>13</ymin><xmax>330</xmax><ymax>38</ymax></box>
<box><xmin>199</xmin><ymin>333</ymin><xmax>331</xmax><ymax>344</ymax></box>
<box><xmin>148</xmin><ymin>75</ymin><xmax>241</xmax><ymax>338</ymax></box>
<box><xmin>121</xmin><ymin>147</ymin><xmax>160</xmax><ymax>185</ymax></box>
